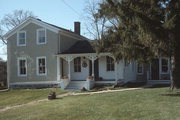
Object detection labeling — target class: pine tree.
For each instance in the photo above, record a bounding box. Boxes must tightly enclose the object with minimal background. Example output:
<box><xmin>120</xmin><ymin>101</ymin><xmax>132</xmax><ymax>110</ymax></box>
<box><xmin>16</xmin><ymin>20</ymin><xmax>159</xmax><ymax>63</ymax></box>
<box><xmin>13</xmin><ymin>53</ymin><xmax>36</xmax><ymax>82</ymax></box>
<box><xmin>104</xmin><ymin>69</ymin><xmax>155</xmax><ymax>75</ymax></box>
<box><xmin>96</xmin><ymin>0</ymin><xmax>180</xmax><ymax>89</ymax></box>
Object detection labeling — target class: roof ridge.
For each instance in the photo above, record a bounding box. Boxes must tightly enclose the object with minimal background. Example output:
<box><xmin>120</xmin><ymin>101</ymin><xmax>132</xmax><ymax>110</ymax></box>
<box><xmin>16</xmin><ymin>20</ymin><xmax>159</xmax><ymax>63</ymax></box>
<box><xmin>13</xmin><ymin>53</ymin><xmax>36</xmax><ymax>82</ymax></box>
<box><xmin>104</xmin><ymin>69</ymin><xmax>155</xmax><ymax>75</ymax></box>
<box><xmin>36</xmin><ymin>18</ymin><xmax>89</xmax><ymax>40</ymax></box>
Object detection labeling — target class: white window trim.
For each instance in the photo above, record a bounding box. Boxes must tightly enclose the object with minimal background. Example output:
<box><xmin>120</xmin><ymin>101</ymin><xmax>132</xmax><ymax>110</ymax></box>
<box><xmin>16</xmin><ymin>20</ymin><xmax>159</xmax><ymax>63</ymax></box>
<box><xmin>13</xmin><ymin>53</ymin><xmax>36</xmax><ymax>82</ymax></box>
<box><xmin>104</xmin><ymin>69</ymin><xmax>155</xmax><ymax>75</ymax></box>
<box><xmin>36</xmin><ymin>28</ymin><xmax>47</xmax><ymax>45</ymax></box>
<box><xmin>160</xmin><ymin>58</ymin><xmax>169</xmax><ymax>74</ymax></box>
<box><xmin>36</xmin><ymin>56</ymin><xmax>47</xmax><ymax>76</ymax></box>
<box><xmin>106</xmin><ymin>56</ymin><xmax>115</xmax><ymax>72</ymax></box>
<box><xmin>136</xmin><ymin>63</ymin><xmax>144</xmax><ymax>75</ymax></box>
<box><xmin>17</xmin><ymin>57</ymin><xmax>27</xmax><ymax>77</ymax></box>
<box><xmin>17</xmin><ymin>31</ymin><xmax>26</xmax><ymax>46</ymax></box>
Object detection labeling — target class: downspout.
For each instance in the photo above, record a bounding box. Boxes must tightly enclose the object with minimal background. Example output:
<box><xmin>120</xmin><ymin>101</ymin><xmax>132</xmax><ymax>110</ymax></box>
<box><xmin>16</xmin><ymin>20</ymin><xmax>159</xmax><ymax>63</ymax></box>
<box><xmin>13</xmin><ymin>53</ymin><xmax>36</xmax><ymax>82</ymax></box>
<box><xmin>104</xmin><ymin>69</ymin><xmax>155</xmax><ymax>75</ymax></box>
<box><xmin>58</xmin><ymin>31</ymin><xmax>61</xmax><ymax>53</ymax></box>
<box><xmin>7</xmin><ymin>38</ymin><xmax>10</xmax><ymax>90</ymax></box>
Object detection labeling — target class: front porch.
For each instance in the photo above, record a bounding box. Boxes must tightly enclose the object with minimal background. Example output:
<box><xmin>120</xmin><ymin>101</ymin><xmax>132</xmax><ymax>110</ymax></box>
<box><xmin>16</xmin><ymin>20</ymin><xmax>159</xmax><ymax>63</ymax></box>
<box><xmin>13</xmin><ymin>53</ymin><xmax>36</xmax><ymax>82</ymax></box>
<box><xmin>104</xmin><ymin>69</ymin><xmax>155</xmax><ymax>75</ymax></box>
<box><xmin>56</xmin><ymin>53</ymin><xmax>120</xmax><ymax>90</ymax></box>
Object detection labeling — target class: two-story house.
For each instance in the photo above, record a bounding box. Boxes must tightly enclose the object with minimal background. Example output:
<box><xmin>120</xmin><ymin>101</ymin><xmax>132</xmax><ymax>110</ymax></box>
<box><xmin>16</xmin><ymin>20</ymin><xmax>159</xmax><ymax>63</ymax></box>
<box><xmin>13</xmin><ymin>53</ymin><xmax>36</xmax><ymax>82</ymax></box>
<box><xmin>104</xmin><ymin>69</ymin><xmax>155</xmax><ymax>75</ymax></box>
<box><xmin>4</xmin><ymin>17</ymin><xmax>171</xmax><ymax>90</ymax></box>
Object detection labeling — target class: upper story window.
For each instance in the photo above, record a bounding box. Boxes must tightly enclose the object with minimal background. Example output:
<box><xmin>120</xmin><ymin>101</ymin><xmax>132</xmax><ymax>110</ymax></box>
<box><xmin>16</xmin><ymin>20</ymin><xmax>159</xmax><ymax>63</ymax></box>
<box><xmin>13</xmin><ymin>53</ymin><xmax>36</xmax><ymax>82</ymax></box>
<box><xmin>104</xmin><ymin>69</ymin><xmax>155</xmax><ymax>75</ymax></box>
<box><xmin>74</xmin><ymin>57</ymin><xmax>81</xmax><ymax>72</ymax></box>
<box><xmin>136</xmin><ymin>63</ymin><xmax>143</xmax><ymax>74</ymax></box>
<box><xmin>17</xmin><ymin>58</ymin><xmax>27</xmax><ymax>76</ymax></box>
<box><xmin>37</xmin><ymin>57</ymin><xmax>46</xmax><ymax>76</ymax></box>
<box><xmin>17</xmin><ymin>31</ymin><xmax>26</xmax><ymax>46</ymax></box>
<box><xmin>161</xmin><ymin>58</ymin><xmax>169</xmax><ymax>74</ymax></box>
<box><xmin>106</xmin><ymin>56</ymin><xmax>114</xmax><ymax>71</ymax></box>
<box><xmin>37</xmin><ymin>29</ymin><xmax>46</xmax><ymax>44</ymax></box>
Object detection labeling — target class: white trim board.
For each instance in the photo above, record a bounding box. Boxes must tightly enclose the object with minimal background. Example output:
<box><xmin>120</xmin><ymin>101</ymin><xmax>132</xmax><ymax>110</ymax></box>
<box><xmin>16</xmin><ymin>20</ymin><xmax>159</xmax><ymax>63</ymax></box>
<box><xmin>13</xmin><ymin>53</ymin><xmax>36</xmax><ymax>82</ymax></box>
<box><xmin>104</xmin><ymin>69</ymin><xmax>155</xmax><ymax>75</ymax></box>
<box><xmin>10</xmin><ymin>81</ymin><xmax>60</xmax><ymax>85</ymax></box>
<box><xmin>56</xmin><ymin>53</ymin><xmax>111</xmax><ymax>57</ymax></box>
<box><xmin>4</xmin><ymin>17</ymin><xmax>59</xmax><ymax>39</ymax></box>
<box><xmin>3</xmin><ymin>17</ymin><xmax>86</xmax><ymax>40</ymax></box>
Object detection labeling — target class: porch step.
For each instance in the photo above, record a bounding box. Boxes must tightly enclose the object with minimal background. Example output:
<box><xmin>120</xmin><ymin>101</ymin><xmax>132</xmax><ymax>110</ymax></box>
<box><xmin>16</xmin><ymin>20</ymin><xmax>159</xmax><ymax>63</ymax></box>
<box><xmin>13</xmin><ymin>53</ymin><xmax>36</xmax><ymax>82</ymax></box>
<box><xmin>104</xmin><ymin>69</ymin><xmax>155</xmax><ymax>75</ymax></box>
<box><xmin>95</xmin><ymin>80</ymin><xmax>116</xmax><ymax>85</ymax></box>
<box><xmin>147</xmin><ymin>80</ymin><xmax>170</xmax><ymax>84</ymax></box>
<box><xmin>65</xmin><ymin>81</ymin><xmax>86</xmax><ymax>91</ymax></box>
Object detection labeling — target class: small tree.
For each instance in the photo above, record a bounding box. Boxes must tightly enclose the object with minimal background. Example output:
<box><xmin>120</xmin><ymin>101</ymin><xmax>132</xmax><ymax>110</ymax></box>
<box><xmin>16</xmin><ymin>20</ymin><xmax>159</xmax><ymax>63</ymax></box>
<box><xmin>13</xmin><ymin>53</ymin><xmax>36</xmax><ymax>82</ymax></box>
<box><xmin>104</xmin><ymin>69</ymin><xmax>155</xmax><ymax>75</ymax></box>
<box><xmin>83</xmin><ymin>0</ymin><xmax>108</xmax><ymax>40</ymax></box>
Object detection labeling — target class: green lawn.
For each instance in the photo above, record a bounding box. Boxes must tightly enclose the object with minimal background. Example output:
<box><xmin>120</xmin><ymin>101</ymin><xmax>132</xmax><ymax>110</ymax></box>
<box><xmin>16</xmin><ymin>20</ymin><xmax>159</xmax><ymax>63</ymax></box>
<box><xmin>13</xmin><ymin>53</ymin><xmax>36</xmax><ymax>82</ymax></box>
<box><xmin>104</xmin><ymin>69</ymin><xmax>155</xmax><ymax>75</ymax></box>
<box><xmin>0</xmin><ymin>88</ymin><xmax>180</xmax><ymax>120</ymax></box>
<box><xmin>0</xmin><ymin>88</ymin><xmax>66</xmax><ymax>109</ymax></box>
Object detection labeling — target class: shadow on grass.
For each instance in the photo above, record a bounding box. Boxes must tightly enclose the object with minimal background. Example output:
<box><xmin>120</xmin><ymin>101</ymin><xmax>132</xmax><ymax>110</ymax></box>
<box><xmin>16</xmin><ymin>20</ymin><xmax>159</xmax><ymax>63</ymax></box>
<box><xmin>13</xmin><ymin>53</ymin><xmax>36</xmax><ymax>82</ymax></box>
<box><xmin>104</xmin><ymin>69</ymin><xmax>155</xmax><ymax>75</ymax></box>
<box><xmin>149</xmin><ymin>84</ymin><xmax>170</xmax><ymax>88</ymax></box>
<box><xmin>161</xmin><ymin>92</ymin><xmax>180</xmax><ymax>97</ymax></box>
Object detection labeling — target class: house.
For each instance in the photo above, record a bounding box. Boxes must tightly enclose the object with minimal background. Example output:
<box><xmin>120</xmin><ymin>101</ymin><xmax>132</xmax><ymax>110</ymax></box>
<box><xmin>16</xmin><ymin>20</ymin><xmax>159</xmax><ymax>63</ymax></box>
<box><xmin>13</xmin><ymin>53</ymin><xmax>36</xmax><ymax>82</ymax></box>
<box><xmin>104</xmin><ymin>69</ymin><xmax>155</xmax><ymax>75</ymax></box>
<box><xmin>4</xmin><ymin>17</ymin><xmax>171</xmax><ymax>90</ymax></box>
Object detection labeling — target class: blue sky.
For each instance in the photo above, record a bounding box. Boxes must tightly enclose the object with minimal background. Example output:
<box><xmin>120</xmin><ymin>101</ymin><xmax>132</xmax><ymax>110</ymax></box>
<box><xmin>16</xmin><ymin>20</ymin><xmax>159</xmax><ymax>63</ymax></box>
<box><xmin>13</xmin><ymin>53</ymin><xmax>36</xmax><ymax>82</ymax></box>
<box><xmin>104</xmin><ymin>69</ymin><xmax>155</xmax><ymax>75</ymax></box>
<box><xmin>0</xmin><ymin>0</ymin><xmax>91</xmax><ymax>60</ymax></box>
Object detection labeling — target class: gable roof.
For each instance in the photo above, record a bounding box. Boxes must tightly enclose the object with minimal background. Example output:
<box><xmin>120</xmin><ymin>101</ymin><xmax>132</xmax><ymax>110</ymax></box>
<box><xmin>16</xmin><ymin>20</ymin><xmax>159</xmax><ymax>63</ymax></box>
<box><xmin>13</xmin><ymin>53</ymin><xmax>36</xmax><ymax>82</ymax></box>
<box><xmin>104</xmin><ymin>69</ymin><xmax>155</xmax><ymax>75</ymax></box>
<box><xmin>4</xmin><ymin>17</ymin><xmax>87</xmax><ymax>40</ymax></box>
<box><xmin>60</xmin><ymin>40</ymin><xmax>96</xmax><ymax>54</ymax></box>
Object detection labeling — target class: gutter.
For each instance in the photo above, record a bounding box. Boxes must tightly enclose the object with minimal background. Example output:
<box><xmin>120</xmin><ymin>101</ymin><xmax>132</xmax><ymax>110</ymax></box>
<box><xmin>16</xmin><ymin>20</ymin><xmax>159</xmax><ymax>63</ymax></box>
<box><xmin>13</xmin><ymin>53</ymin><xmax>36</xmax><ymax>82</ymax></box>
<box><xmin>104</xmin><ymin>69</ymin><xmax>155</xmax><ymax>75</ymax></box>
<box><xmin>58</xmin><ymin>31</ymin><xmax>61</xmax><ymax>53</ymax></box>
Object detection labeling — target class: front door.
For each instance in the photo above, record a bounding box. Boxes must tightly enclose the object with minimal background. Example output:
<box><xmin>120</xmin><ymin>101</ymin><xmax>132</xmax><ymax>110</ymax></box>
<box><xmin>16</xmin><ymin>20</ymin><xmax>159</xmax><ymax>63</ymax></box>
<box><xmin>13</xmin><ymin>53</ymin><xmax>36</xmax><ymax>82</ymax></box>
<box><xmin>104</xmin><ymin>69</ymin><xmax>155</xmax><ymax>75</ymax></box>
<box><xmin>89</xmin><ymin>59</ymin><xmax>99</xmax><ymax>79</ymax></box>
<box><xmin>94</xmin><ymin>59</ymin><xmax>99</xmax><ymax>79</ymax></box>
<box><xmin>151</xmin><ymin>59</ymin><xmax>159</xmax><ymax>80</ymax></box>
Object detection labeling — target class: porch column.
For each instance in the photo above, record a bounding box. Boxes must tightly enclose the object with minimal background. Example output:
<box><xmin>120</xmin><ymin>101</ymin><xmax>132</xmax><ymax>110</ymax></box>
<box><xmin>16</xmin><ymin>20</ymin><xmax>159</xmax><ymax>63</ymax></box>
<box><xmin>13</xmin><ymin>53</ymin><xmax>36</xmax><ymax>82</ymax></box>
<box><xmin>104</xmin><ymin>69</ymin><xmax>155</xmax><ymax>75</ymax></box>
<box><xmin>87</xmin><ymin>56</ymin><xmax>98</xmax><ymax>76</ymax></box>
<box><xmin>64</xmin><ymin>56</ymin><xmax>74</xmax><ymax>80</ymax></box>
<box><xmin>115</xmin><ymin>62</ymin><xmax>118</xmax><ymax>84</ymax></box>
<box><xmin>57</xmin><ymin>57</ymin><xmax>61</xmax><ymax>81</ymax></box>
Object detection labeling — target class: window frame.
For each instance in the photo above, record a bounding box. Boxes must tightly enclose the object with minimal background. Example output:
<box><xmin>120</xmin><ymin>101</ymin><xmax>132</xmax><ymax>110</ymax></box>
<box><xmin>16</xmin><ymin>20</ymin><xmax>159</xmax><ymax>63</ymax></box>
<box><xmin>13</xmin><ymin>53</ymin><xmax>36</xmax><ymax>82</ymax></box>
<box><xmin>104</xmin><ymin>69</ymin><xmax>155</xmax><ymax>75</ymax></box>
<box><xmin>136</xmin><ymin>63</ymin><xmax>144</xmax><ymax>75</ymax></box>
<box><xmin>36</xmin><ymin>56</ymin><xmax>47</xmax><ymax>76</ymax></box>
<box><xmin>160</xmin><ymin>58</ymin><xmax>169</xmax><ymax>74</ymax></box>
<box><xmin>17</xmin><ymin>57</ymin><xmax>27</xmax><ymax>77</ymax></box>
<box><xmin>36</xmin><ymin>28</ymin><xmax>46</xmax><ymax>45</ymax></box>
<box><xmin>106</xmin><ymin>56</ymin><xmax>115</xmax><ymax>71</ymax></box>
<box><xmin>74</xmin><ymin>57</ymin><xmax>81</xmax><ymax>72</ymax></box>
<box><xmin>17</xmin><ymin>31</ymin><xmax>26</xmax><ymax>46</ymax></box>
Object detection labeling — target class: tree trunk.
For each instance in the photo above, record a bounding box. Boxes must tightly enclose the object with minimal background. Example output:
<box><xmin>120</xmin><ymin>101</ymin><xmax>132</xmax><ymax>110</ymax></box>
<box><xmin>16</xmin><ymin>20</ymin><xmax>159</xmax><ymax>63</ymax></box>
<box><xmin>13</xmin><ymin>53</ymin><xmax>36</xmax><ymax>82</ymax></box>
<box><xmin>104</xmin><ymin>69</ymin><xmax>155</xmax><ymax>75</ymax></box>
<box><xmin>169</xmin><ymin>57</ymin><xmax>174</xmax><ymax>90</ymax></box>
<box><xmin>171</xmin><ymin>15</ymin><xmax>180</xmax><ymax>89</ymax></box>
<box><xmin>172</xmin><ymin>52</ymin><xmax>180</xmax><ymax>89</ymax></box>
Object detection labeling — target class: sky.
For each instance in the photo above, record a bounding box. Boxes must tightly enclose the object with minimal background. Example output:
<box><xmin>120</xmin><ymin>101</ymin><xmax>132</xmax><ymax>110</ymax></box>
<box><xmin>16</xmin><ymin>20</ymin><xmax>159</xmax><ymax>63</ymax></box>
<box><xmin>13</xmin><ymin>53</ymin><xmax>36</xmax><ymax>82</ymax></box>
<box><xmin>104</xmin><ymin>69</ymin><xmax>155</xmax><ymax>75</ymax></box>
<box><xmin>0</xmin><ymin>0</ymin><xmax>92</xmax><ymax>60</ymax></box>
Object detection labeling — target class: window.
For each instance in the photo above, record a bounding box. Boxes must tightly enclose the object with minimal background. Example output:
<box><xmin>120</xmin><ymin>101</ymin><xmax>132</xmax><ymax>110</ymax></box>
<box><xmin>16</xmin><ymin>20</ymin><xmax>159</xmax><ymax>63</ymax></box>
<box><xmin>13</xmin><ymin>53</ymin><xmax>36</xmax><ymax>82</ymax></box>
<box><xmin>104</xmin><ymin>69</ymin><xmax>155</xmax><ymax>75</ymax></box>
<box><xmin>17</xmin><ymin>31</ymin><xmax>26</xmax><ymax>46</ymax></box>
<box><xmin>125</xmin><ymin>61</ymin><xmax>130</xmax><ymax>66</ymax></box>
<box><xmin>37</xmin><ymin>29</ymin><xmax>46</xmax><ymax>44</ymax></box>
<box><xmin>136</xmin><ymin>63</ymin><xmax>143</xmax><ymax>74</ymax></box>
<box><xmin>106</xmin><ymin>56</ymin><xmax>114</xmax><ymax>71</ymax></box>
<box><xmin>161</xmin><ymin>58</ymin><xmax>169</xmax><ymax>73</ymax></box>
<box><xmin>17</xmin><ymin>58</ymin><xmax>27</xmax><ymax>76</ymax></box>
<box><xmin>74</xmin><ymin>57</ymin><xmax>81</xmax><ymax>72</ymax></box>
<box><xmin>37</xmin><ymin>57</ymin><xmax>46</xmax><ymax>75</ymax></box>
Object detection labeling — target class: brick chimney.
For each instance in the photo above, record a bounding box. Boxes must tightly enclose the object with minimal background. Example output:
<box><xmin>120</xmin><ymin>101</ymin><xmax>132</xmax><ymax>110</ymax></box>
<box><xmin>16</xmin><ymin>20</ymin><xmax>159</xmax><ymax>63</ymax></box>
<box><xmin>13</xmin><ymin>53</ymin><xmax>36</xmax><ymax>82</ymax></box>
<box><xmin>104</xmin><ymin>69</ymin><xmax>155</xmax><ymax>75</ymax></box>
<box><xmin>74</xmin><ymin>22</ymin><xmax>80</xmax><ymax>35</ymax></box>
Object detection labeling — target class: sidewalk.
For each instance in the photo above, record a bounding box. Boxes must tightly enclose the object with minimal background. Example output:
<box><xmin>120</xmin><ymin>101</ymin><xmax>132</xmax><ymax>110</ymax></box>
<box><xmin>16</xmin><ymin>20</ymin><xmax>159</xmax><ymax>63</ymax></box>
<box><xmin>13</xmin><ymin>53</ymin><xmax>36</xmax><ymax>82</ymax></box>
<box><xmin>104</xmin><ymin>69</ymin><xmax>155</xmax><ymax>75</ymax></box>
<box><xmin>0</xmin><ymin>85</ymin><xmax>150</xmax><ymax>113</ymax></box>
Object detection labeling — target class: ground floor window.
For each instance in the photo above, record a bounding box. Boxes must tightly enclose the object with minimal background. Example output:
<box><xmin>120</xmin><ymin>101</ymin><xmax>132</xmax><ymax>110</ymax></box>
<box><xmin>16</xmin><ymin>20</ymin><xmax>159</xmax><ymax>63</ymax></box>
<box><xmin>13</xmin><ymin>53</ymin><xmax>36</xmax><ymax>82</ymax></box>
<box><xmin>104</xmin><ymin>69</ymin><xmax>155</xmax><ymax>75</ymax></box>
<box><xmin>161</xmin><ymin>58</ymin><xmax>169</xmax><ymax>73</ymax></box>
<box><xmin>37</xmin><ymin>56</ymin><xmax>46</xmax><ymax>75</ymax></box>
<box><xmin>136</xmin><ymin>63</ymin><xmax>143</xmax><ymax>74</ymax></box>
<box><xmin>74</xmin><ymin>57</ymin><xmax>81</xmax><ymax>72</ymax></box>
<box><xmin>106</xmin><ymin>56</ymin><xmax>114</xmax><ymax>71</ymax></box>
<box><xmin>17</xmin><ymin>58</ymin><xmax>27</xmax><ymax>76</ymax></box>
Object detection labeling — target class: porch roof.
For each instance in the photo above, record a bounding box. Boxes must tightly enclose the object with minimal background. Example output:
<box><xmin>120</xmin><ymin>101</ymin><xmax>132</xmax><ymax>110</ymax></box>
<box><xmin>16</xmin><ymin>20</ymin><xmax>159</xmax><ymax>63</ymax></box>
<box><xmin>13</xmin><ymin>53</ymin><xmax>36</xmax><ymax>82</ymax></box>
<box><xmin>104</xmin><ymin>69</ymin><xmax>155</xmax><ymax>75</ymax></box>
<box><xmin>60</xmin><ymin>40</ymin><xmax>96</xmax><ymax>54</ymax></box>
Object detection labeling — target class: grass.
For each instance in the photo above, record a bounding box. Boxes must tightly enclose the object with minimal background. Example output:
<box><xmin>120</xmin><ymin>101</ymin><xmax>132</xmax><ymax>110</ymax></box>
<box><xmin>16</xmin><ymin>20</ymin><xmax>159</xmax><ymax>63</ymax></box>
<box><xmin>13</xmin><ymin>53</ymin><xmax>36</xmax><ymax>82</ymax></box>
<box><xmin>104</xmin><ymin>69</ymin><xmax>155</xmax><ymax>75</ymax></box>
<box><xmin>0</xmin><ymin>88</ymin><xmax>180</xmax><ymax>120</ymax></box>
<box><xmin>89</xmin><ymin>85</ymin><xmax>124</xmax><ymax>92</ymax></box>
<box><xmin>0</xmin><ymin>88</ymin><xmax>66</xmax><ymax>109</ymax></box>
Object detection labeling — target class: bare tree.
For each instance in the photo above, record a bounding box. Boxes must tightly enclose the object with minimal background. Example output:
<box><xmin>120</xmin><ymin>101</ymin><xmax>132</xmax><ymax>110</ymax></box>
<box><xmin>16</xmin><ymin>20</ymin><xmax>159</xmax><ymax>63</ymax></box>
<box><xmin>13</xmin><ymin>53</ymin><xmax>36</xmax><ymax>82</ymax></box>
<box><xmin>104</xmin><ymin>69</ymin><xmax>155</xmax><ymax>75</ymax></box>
<box><xmin>83</xmin><ymin>0</ymin><xmax>107</xmax><ymax>40</ymax></box>
<box><xmin>0</xmin><ymin>10</ymin><xmax>36</xmax><ymax>44</ymax></box>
